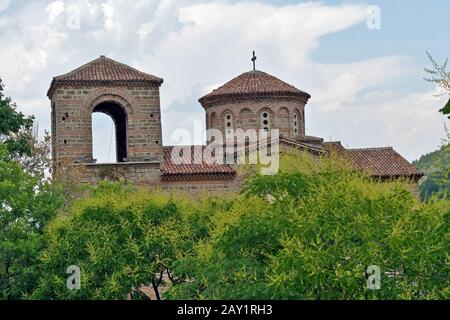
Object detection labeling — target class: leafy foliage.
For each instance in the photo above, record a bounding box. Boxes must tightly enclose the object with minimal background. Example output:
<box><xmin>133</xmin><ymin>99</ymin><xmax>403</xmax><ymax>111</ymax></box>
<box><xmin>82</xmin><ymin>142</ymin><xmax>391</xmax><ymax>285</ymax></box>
<box><xmin>1</xmin><ymin>76</ymin><xmax>448</xmax><ymax>300</ymax></box>
<box><xmin>167</xmin><ymin>152</ymin><xmax>450</xmax><ymax>300</ymax></box>
<box><xmin>413</xmin><ymin>132</ymin><xmax>449</xmax><ymax>200</ymax></box>
<box><xmin>32</xmin><ymin>182</ymin><xmax>230</xmax><ymax>300</ymax></box>
<box><xmin>0</xmin><ymin>78</ymin><xmax>34</xmax><ymax>158</ymax></box>
<box><xmin>2</xmin><ymin>151</ymin><xmax>448</xmax><ymax>300</ymax></box>
<box><xmin>0</xmin><ymin>145</ymin><xmax>63</xmax><ymax>299</ymax></box>
<box><xmin>12</xmin><ymin>126</ymin><xmax>52</xmax><ymax>179</ymax></box>
<box><xmin>424</xmin><ymin>52</ymin><xmax>450</xmax><ymax>118</ymax></box>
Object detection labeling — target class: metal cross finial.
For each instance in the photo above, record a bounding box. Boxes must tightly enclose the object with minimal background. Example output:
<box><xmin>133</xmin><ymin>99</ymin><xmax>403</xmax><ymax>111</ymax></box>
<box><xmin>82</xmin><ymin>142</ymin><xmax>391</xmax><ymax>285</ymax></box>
<box><xmin>251</xmin><ymin>51</ymin><xmax>257</xmax><ymax>71</ymax></box>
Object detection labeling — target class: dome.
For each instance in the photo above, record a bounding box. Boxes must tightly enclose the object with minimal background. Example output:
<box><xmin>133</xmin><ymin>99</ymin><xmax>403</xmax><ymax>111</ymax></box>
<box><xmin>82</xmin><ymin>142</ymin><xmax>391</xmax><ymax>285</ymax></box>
<box><xmin>199</xmin><ymin>70</ymin><xmax>310</xmax><ymax>105</ymax></box>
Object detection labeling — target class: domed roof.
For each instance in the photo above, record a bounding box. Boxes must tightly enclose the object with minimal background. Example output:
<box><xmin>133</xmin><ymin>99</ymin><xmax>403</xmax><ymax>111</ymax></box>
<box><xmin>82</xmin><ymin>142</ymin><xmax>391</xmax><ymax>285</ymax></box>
<box><xmin>199</xmin><ymin>70</ymin><xmax>310</xmax><ymax>105</ymax></box>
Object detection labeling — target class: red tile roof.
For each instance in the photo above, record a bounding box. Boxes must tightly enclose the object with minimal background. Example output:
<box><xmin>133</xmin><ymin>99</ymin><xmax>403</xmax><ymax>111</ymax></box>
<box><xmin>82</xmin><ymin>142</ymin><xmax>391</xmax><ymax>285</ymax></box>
<box><xmin>199</xmin><ymin>70</ymin><xmax>310</xmax><ymax>104</ymax></box>
<box><xmin>324</xmin><ymin>142</ymin><xmax>423</xmax><ymax>179</ymax></box>
<box><xmin>162</xmin><ymin>146</ymin><xmax>236</xmax><ymax>177</ymax></box>
<box><xmin>55</xmin><ymin>55</ymin><xmax>163</xmax><ymax>82</ymax></box>
<box><xmin>48</xmin><ymin>56</ymin><xmax>163</xmax><ymax>97</ymax></box>
<box><xmin>162</xmin><ymin>141</ymin><xmax>422</xmax><ymax>180</ymax></box>
<box><xmin>162</xmin><ymin>137</ymin><xmax>324</xmax><ymax>179</ymax></box>
<box><xmin>348</xmin><ymin>147</ymin><xmax>423</xmax><ymax>178</ymax></box>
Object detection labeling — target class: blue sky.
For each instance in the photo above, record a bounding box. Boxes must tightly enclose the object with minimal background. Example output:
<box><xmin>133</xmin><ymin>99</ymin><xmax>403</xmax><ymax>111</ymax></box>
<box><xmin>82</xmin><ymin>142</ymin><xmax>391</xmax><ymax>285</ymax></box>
<box><xmin>263</xmin><ymin>0</ymin><xmax>450</xmax><ymax>92</ymax></box>
<box><xmin>314</xmin><ymin>1</ymin><xmax>449</xmax><ymax>86</ymax></box>
<box><xmin>0</xmin><ymin>0</ymin><xmax>448</xmax><ymax>162</ymax></box>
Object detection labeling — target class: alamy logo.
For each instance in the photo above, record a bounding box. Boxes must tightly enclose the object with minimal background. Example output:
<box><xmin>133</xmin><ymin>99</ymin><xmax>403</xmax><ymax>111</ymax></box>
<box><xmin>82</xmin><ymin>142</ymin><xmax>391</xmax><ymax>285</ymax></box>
<box><xmin>366</xmin><ymin>265</ymin><xmax>381</xmax><ymax>290</ymax></box>
<box><xmin>66</xmin><ymin>265</ymin><xmax>81</xmax><ymax>290</ymax></box>
<box><xmin>366</xmin><ymin>5</ymin><xmax>381</xmax><ymax>30</ymax></box>
<box><xmin>171</xmin><ymin>127</ymin><xmax>280</xmax><ymax>176</ymax></box>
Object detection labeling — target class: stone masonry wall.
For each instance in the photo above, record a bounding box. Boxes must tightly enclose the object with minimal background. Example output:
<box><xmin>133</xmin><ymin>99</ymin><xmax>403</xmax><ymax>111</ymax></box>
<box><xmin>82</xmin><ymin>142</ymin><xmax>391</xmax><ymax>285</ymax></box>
<box><xmin>75</xmin><ymin>162</ymin><xmax>242</xmax><ymax>198</ymax></box>
<box><xmin>80</xmin><ymin>162</ymin><xmax>162</xmax><ymax>186</ymax></box>
<box><xmin>51</xmin><ymin>84</ymin><xmax>163</xmax><ymax>177</ymax></box>
<box><xmin>160</xmin><ymin>176</ymin><xmax>242</xmax><ymax>198</ymax></box>
<box><xmin>204</xmin><ymin>97</ymin><xmax>306</xmax><ymax>140</ymax></box>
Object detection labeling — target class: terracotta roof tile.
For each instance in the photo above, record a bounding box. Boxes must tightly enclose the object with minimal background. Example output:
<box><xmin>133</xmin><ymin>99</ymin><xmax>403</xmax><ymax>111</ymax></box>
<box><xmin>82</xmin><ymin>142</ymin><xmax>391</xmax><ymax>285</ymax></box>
<box><xmin>48</xmin><ymin>56</ymin><xmax>163</xmax><ymax>97</ymax></box>
<box><xmin>347</xmin><ymin>147</ymin><xmax>423</xmax><ymax>178</ymax></box>
<box><xmin>162</xmin><ymin>146</ymin><xmax>236</xmax><ymax>176</ymax></box>
<box><xmin>199</xmin><ymin>70</ymin><xmax>310</xmax><ymax>104</ymax></box>
<box><xmin>324</xmin><ymin>142</ymin><xmax>423</xmax><ymax>178</ymax></box>
<box><xmin>162</xmin><ymin>141</ymin><xmax>421</xmax><ymax>180</ymax></box>
<box><xmin>53</xmin><ymin>56</ymin><xmax>163</xmax><ymax>83</ymax></box>
<box><xmin>48</xmin><ymin>55</ymin><xmax>163</xmax><ymax>96</ymax></box>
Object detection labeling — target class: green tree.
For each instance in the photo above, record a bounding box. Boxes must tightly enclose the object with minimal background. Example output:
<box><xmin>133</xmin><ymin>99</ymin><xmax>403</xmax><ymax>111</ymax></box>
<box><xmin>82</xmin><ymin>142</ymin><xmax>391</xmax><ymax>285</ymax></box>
<box><xmin>33</xmin><ymin>182</ymin><xmax>220</xmax><ymax>300</ymax></box>
<box><xmin>413</xmin><ymin>126</ymin><xmax>450</xmax><ymax>201</ymax></box>
<box><xmin>0</xmin><ymin>78</ymin><xmax>34</xmax><ymax>158</ymax></box>
<box><xmin>0</xmin><ymin>145</ymin><xmax>63</xmax><ymax>299</ymax></box>
<box><xmin>167</xmin><ymin>152</ymin><xmax>450</xmax><ymax>300</ymax></box>
<box><xmin>424</xmin><ymin>52</ymin><xmax>450</xmax><ymax>118</ymax></box>
<box><xmin>10</xmin><ymin>125</ymin><xmax>52</xmax><ymax>179</ymax></box>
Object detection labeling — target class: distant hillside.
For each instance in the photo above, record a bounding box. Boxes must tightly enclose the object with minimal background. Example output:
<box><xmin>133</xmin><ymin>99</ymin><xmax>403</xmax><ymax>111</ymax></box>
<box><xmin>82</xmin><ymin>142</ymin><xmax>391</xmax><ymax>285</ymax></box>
<box><xmin>413</xmin><ymin>143</ymin><xmax>450</xmax><ymax>200</ymax></box>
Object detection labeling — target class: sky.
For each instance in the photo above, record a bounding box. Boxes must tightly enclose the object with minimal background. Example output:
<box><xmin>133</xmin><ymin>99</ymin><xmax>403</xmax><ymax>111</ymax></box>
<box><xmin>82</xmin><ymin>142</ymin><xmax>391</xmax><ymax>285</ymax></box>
<box><xmin>0</xmin><ymin>0</ymin><xmax>449</xmax><ymax>162</ymax></box>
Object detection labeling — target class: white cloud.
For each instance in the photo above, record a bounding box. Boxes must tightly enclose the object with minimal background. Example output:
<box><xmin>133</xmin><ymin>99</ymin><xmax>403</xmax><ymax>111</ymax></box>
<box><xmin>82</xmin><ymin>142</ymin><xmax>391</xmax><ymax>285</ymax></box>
<box><xmin>0</xmin><ymin>0</ymin><xmax>10</xmax><ymax>13</ymax></box>
<box><xmin>139</xmin><ymin>1</ymin><xmax>370</xmax><ymax>108</ymax></box>
<box><xmin>0</xmin><ymin>0</ymin><xmax>446</xmax><ymax>163</ymax></box>
<box><xmin>308</xmin><ymin>87</ymin><xmax>449</xmax><ymax>161</ymax></box>
<box><xmin>311</xmin><ymin>56</ymin><xmax>414</xmax><ymax>111</ymax></box>
<box><xmin>45</xmin><ymin>1</ymin><xmax>66</xmax><ymax>23</ymax></box>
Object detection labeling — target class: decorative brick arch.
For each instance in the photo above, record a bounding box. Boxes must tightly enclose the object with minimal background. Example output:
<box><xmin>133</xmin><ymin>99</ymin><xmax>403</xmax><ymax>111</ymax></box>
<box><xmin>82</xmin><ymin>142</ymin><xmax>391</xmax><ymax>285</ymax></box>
<box><xmin>255</xmin><ymin>104</ymin><xmax>276</xmax><ymax>114</ymax></box>
<box><xmin>81</xmin><ymin>87</ymin><xmax>137</xmax><ymax>116</ymax></box>
<box><xmin>259</xmin><ymin>107</ymin><xmax>274</xmax><ymax>131</ymax></box>
<box><xmin>220</xmin><ymin>109</ymin><xmax>236</xmax><ymax>118</ymax></box>
<box><xmin>257</xmin><ymin>107</ymin><xmax>274</xmax><ymax>116</ymax></box>
<box><xmin>278</xmin><ymin>107</ymin><xmax>289</xmax><ymax>116</ymax></box>
<box><xmin>78</xmin><ymin>87</ymin><xmax>140</xmax><ymax>163</ymax></box>
<box><xmin>239</xmin><ymin>108</ymin><xmax>253</xmax><ymax>114</ymax></box>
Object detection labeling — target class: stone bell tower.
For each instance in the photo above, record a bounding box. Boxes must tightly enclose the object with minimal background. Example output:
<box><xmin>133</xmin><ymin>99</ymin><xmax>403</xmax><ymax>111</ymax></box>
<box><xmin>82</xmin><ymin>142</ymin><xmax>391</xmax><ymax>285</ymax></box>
<box><xmin>47</xmin><ymin>55</ymin><xmax>164</xmax><ymax>185</ymax></box>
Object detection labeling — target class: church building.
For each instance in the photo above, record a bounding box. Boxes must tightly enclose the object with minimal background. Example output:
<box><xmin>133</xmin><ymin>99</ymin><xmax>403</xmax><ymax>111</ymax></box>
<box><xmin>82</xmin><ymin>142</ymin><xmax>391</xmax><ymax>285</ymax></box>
<box><xmin>47</xmin><ymin>55</ymin><xmax>423</xmax><ymax>196</ymax></box>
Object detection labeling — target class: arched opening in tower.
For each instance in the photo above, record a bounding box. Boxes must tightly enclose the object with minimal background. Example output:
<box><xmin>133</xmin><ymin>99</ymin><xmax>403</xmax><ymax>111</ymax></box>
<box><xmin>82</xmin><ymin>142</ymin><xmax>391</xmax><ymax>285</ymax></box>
<box><xmin>92</xmin><ymin>102</ymin><xmax>128</xmax><ymax>163</ymax></box>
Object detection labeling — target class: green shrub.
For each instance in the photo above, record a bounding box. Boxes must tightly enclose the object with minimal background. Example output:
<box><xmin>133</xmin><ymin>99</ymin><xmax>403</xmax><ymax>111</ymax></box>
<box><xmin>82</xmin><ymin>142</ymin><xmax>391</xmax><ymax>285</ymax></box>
<box><xmin>0</xmin><ymin>145</ymin><xmax>63</xmax><ymax>299</ymax></box>
<box><xmin>32</xmin><ymin>182</ymin><xmax>231</xmax><ymax>299</ymax></box>
<box><xmin>167</xmin><ymin>152</ymin><xmax>450</xmax><ymax>300</ymax></box>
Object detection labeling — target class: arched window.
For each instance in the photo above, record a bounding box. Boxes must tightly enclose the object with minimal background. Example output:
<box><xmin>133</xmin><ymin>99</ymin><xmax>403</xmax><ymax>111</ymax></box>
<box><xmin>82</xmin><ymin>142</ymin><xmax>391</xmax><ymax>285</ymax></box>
<box><xmin>92</xmin><ymin>102</ymin><xmax>127</xmax><ymax>163</ymax></box>
<box><xmin>260</xmin><ymin>110</ymin><xmax>271</xmax><ymax>132</ymax></box>
<box><xmin>224</xmin><ymin>112</ymin><xmax>233</xmax><ymax>135</ymax></box>
<box><xmin>293</xmin><ymin>111</ymin><xmax>299</xmax><ymax>135</ymax></box>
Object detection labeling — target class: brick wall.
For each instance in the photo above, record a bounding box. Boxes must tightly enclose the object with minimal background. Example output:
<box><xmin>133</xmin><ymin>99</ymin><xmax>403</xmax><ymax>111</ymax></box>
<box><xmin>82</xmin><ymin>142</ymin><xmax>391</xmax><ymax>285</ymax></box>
<box><xmin>160</xmin><ymin>176</ymin><xmax>243</xmax><ymax>198</ymax></box>
<box><xmin>50</xmin><ymin>83</ymin><xmax>163</xmax><ymax>178</ymax></box>
<box><xmin>79</xmin><ymin>162</ymin><xmax>162</xmax><ymax>186</ymax></box>
<box><xmin>72</xmin><ymin>163</ymin><xmax>242</xmax><ymax>198</ymax></box>
<box><xmin>203</xmin><ymin>96</ymin><xmax>306</xmax><ymax>140</ymax></box>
